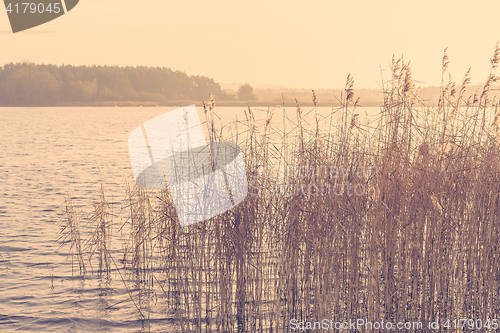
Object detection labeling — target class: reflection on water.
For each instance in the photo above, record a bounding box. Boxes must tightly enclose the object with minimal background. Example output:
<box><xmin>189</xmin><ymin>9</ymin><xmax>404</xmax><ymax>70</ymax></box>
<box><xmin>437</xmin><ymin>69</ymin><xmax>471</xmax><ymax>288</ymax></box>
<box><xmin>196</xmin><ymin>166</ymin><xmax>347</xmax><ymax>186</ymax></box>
<box><xmin>0</xmin><ymin>106</ymin><xmax>380</xmax><ymax>332</ymax></box>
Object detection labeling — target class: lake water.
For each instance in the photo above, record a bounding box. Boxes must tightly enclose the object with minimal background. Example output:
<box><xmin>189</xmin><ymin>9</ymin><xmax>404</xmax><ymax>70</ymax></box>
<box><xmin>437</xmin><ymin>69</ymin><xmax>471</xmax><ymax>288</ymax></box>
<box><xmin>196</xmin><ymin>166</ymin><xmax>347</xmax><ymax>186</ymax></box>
<box><xmin>0</xmin><ymin>106</ymin><xmax>382</xmax><ymax>333</ymax></box>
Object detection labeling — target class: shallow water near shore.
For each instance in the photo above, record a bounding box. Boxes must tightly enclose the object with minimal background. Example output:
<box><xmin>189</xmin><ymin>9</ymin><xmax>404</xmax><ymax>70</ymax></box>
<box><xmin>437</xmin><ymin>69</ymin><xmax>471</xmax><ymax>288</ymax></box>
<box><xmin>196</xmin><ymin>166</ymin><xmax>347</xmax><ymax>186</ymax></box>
<box><xmin>0</xmin><ymin>106</ymin><xmax>384</xmax><ymax>332</ymax></box>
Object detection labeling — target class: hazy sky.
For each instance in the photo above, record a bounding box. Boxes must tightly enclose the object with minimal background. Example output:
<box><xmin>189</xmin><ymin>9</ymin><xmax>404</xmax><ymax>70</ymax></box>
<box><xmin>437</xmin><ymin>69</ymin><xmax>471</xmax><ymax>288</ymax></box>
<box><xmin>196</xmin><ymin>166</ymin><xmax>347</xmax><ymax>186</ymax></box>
<box><xmin>1</xmin><ymin>0</ymin><xmax>499</xmax><ymax>89</ymax></box>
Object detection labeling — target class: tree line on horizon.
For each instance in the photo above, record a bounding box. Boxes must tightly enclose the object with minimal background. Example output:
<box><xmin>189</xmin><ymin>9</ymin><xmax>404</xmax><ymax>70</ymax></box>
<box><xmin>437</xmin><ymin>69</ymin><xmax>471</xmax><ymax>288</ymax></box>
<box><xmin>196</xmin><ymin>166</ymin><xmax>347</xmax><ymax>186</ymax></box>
<box><xmin>0</xmin><ymin>62</ymin><xmax>250</xmax><ymax>106</ymax></box>
<box><xmin>4</xmin><ymin>62</ymin><xmax>494</xmax><ymax>107</ymax></box>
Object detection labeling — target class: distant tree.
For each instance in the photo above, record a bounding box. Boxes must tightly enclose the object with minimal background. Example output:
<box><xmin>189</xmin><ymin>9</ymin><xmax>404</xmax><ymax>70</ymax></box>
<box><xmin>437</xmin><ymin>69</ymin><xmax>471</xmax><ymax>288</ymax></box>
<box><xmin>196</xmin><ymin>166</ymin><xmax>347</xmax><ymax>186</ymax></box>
<box><xmin>238</xmin><ymin>83</ymin><xmax>256</xmax><ymax>101</ymax></box>
<box><xmin>67</xmin><ymin>79</ymin><xmax>98</xmax><ymax>102</ymax></box>
<box><xmin>217</xmin><ymin>90</ymin><xmax>237</xmax><ymax>101</ymax></box>
<box><xmin>0</xmin><ymin>63</ymin><xmax>60</xmax><ymax>105</ymax></box>
<box><xmin>0</xmin><ymin>62</ymin><xmax>235</xmax><ymax>106</ymax></box>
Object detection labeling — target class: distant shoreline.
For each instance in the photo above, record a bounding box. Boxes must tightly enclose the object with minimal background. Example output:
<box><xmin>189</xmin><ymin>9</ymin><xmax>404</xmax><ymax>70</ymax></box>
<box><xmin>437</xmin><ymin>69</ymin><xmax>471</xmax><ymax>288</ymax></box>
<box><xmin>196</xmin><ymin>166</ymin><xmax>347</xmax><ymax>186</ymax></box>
<box><xmin>0</xmin><ymin>100</ymin><xmax>385</xmax><ymax>108</ymax></box>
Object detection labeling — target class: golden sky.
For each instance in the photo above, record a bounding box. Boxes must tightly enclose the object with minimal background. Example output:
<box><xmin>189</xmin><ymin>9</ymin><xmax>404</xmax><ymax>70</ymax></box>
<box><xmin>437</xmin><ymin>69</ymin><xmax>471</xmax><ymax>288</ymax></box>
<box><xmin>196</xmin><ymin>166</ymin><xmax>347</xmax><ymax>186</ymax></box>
<box><xmin>1</xmin><ymin>0</ymin><xmax>499</xmax><ymax>89</ymax></box>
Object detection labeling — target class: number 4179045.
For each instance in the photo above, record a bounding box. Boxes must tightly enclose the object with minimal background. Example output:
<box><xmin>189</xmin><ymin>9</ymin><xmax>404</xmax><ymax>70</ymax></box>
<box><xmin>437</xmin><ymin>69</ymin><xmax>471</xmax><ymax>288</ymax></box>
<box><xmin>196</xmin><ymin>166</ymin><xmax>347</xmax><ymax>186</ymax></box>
<box><xmin>6</xmin><ymin>3</ymin><xmax>62</xmax><ymax>14</ymax></box>
<box><xmin>443</xmin><ymin>319</ymin><xmax>498</xmax><ymax>330</ymax></box>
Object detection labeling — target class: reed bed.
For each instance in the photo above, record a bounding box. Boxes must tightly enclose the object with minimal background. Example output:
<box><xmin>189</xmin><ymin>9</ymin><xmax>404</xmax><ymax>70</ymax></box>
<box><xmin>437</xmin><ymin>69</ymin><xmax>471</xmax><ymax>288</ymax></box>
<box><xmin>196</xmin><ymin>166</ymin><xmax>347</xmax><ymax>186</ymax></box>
<box><xmin>60</xmin><ymin>46</ymin><xmax>500</xmax><ymax>332</ymax></box>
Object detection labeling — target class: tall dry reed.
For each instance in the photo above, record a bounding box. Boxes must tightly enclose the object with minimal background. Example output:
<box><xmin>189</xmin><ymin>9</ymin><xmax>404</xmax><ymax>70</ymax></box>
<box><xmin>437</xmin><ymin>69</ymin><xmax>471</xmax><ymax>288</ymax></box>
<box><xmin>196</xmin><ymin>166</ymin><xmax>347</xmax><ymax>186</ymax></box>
<box><xmin>60</xmin><ymin>44</ymin><xmax>500</xmax><ymax>332</ymax></box>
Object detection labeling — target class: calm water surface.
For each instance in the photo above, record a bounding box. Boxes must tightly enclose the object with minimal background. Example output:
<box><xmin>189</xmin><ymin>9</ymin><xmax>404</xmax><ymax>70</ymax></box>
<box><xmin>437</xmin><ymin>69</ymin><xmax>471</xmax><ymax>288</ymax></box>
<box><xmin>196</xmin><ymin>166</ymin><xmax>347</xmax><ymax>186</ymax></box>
<box><xmin>0</xmin><ymin>106</ymin><xmax>381</xmax><ymax>332</ymax></box>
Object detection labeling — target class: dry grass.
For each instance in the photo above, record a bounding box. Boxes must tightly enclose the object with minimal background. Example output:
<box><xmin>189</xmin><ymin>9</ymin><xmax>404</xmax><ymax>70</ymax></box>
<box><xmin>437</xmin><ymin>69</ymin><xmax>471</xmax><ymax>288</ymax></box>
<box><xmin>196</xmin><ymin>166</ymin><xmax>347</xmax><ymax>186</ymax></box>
<box><xmin>60</xmin><ymin>45</ymin><xmax>500</xmax><ymax>332</ymax></box>
<box><xmin>58</xmin><ymin>193</ymin><xmax>86</xmax><ymax>275</ymax></box>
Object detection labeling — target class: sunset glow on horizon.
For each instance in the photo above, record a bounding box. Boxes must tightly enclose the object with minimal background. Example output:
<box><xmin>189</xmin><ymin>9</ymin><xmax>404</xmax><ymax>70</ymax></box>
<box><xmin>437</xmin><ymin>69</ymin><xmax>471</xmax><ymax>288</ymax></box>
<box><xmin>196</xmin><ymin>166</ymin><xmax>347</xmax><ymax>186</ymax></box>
<box><xmin>2</xmin><ymin>0</ymin><xmax>500</xmax><ymax>89</ymax></box>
